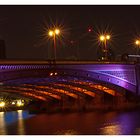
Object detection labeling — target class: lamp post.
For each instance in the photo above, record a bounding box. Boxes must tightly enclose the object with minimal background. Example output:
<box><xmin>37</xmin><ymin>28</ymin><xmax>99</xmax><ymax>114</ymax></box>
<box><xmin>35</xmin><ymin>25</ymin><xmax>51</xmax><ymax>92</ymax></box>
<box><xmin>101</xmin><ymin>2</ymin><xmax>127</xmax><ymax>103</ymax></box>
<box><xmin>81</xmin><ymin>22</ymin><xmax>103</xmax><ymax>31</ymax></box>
<box><xmin>99</xmin><ymin>34</ymin><xmax>110</xmax><ymax>61</ymax></box>
<box><xmin>135</xmin><ymin>39</ymin><xmax>140</xmax><ymax>55</ymax></box>
<box><xmin>48</xmin><ymin>28</ymin><xmax>60</xmax><ymax>60</ymax></box>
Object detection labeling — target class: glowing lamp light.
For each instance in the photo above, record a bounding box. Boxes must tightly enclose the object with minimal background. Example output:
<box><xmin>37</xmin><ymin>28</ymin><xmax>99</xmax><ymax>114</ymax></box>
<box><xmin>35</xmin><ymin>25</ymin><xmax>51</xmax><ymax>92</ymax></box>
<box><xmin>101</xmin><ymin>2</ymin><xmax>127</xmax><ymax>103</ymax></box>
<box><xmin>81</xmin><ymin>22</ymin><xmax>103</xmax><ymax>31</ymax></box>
<box><xmin>106</xmin><ymin>35</ymin><xmax>110</xmax><ymax>40</ymax></box>
<box><xmin>55</xmin><ymin>29</ymin><xmax>60</xmax><ymax>35</ymax></box>
<box><xmin>12</xmin><ymin>102</ymin><xmax>16</xmax><ymax>105</ymax></box>
<box><xmin>135</xmin><ymin>40</ymin><xmax>140</xmax><ymax>45</ymax></box>
<box><xmin>48</xmin><ymin>30</ymin><xmax>54</xmax><ymax>37</ymax></box>
<box><xmin>0</xmin><ymin>102</ymin><xmax>5</xmax><ymax>107</ymax></box>
<box><xmin>48</xmin><ymin>27</ymin><xmax>61</xmax><ymax>60</ymax></box>
<box><xmin>100</xmin><ymin>35</ymin><xmax>105</xmax><ymax>41</ymax></box>
<box><xmin>17</xmin><ymin>100</ymin><xmax>24</xmax><ymax>107</ymax></box>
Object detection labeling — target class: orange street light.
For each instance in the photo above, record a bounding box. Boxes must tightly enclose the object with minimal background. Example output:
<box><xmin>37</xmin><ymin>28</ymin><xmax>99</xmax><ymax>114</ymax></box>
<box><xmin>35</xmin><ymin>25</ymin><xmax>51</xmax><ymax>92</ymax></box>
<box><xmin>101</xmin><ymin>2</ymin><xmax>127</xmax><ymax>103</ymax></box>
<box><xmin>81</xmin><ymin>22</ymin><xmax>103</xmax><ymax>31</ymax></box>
<box><xmin>135</xmin><ymin>39</ymin><xmax>140</xmax><ymax>55</ymax></box>
<box><xmin>48</xmin><ymin>28</ymin><xmax>60</xmax><ymax>60</ymax></box>
<box><xmin>135</xmin><ymin>40</ymin><xmax>140</xmax><ymax>46</ymax></box>
<box><xmin>99</xmin><ymin>34</ymin><xmax>111</xmax><ymax>61</ymax></box>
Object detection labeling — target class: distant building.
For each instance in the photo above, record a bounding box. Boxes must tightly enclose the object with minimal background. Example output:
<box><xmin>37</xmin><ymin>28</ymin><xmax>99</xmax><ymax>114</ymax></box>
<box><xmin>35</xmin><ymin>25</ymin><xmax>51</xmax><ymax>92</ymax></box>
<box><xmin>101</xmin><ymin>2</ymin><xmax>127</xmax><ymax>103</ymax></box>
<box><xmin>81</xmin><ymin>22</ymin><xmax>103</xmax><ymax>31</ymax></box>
<box><xmin>0</xmin><ymin>40</ymin><xmax>6</xmax><ymax>59</ymax></box>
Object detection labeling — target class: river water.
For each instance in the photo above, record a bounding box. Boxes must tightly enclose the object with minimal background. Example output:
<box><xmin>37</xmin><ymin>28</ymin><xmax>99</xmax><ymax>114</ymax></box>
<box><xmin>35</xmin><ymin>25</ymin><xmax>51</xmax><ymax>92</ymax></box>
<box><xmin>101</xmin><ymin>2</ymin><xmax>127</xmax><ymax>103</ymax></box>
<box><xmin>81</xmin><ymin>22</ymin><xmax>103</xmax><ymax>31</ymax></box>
<box><xmin>1</xmin><ymin>109</ymin><xmax>140</xmax><ymax>135</ymax></box>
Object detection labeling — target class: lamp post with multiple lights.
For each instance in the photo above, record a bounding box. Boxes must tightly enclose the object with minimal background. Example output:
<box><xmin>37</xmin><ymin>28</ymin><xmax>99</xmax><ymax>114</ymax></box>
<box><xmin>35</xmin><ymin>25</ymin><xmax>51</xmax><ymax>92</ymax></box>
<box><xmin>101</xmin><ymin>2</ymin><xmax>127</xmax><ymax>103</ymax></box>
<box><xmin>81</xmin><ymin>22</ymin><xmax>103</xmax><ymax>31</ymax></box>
<box><xmin>48</xmin><ymin>28</ymin><xmax>60</xmax><ymax>60</ymax></box>
<box><xmin>99</xmin><ymin>34</ymin><xmax>111</xmax><ymax>61</ymax></box>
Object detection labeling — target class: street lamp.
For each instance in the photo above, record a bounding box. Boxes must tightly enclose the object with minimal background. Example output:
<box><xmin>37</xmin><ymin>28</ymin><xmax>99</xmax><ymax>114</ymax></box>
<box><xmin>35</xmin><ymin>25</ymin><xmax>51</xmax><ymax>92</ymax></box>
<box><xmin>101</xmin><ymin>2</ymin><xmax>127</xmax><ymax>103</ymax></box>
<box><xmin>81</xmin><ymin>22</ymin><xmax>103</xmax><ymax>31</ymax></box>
<box><xmin>99</xmin><ymin>34</ymin><xmax>111</xmax><ymax>61</ymax></box>
<box><xmin>135</xmin><ymin>39</ymin><xmax>140</xmax><ymax>55</ymax></box>
<box><xmin>48</xmin><ymin>28</ymin><xmax>60</xmax><ymax>60</ymax></box>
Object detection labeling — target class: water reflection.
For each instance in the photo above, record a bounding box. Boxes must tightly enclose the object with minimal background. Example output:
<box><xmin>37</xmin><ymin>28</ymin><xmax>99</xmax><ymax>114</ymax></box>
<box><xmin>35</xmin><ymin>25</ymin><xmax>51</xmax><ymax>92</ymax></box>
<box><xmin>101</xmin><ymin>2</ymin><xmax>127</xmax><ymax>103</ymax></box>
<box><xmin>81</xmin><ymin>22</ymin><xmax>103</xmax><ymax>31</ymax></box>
<box><xmin>116</xmin><ymin>113</ymin><xmax>135</xmax><ymax>134</ymax></box>
<box><xmin>0</xmin><ymin>110</ymin><xmax>34</xmax><ymax>135</ymax></box>
<box><xmin>100</xmin><ymin>123</ymin><xmax>122</xmax><ymax>135</ymax></box>
<box><xmin>1</xmin><ymin>110</ymin><xmax>140</xmax><ymax>135</ymax></box>
<box><xmin>17</xmin><ymin>110</ymin><xmax>25</xmax><ymax>135</ymax></box>
<box><xmin>0</xmin><ymin>112</ymin><xmax>6</xmax><ymax>135</ymax></box>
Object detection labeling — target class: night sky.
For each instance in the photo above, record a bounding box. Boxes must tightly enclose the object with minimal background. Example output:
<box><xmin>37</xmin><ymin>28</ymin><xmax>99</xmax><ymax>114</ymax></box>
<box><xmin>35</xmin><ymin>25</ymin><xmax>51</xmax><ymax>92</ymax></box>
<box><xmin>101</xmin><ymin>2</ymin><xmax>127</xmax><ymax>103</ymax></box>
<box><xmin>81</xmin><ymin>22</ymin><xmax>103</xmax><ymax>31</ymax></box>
<box><xmin>0</xmin><ymin>5</ymin><xmax>140</xmax><ymax>60</ymax></box>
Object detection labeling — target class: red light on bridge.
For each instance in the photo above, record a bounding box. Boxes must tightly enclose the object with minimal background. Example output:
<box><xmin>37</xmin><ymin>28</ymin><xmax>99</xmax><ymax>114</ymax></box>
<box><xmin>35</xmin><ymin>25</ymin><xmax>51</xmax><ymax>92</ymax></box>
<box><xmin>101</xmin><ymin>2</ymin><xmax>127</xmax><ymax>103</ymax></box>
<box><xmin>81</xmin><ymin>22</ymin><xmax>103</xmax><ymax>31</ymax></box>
<box><xmin>49</xmin><ymin>72</ymin><xmax>58</xmax><ymax>76</ymax></box>
<box><xmin>88</xmin><ymin>28</ymin><xmax>92</xmax><ymax>32</ymax></box>
<box><xmin>49</xmin><ymin>73</ymin><xmax>53</xmax><ymax>76</ymax></box>
<box><xmin>88</xmin><ymin>27</ymin><xmax>93</xmax><ymax>33</ymax></box>
<box><xmin>54</xmin><ymin>72</ymin><xmax>58</xmax><ymax>75</ymax></box>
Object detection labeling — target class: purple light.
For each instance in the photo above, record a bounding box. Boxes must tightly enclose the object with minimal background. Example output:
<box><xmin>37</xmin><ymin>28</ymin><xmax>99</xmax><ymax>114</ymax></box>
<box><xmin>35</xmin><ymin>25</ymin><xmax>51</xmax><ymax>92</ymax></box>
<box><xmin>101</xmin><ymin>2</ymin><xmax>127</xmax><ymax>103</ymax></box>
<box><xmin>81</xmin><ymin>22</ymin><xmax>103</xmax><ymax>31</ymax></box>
<box><xmin>0</xmin><ymin>63</ymin><xmax>137</xmax><ymax>94</ymax></box>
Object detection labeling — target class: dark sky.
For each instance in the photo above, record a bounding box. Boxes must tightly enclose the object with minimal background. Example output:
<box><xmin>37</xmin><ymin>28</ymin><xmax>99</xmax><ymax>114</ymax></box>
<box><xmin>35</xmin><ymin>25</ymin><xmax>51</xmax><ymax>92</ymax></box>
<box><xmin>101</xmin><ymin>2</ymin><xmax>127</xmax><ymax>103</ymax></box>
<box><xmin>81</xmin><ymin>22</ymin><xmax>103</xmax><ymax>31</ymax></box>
<box><xmin>0</xmin><ymin>5</ymin><xmax>140</xmax><ymax>60</ymax></box>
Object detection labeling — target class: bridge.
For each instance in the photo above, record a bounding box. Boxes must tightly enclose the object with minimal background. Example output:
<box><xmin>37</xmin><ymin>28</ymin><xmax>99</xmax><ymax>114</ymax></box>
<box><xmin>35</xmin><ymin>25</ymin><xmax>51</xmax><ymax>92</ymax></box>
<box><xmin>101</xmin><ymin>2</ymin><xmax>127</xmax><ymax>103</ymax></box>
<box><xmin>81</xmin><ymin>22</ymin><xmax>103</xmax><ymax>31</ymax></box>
<box><xmin>0</xmin><ymin>60</ymin><xmax>140</xmax><ymax>111</ymax></box>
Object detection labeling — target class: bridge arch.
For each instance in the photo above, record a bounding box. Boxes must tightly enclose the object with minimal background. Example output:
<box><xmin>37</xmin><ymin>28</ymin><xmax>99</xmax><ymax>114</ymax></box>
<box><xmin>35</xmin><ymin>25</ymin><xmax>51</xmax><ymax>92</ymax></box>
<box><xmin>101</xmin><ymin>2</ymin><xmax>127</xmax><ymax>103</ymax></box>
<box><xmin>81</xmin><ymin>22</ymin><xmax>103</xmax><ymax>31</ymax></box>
<box><xmin>0</xmin><ymin>63</ymin><xmax>137</xmax><ymax>102</ymax></box>
<box><xmin>0</xmin><ymin>71</ymin><xmax>128</xmax><ymax>101</ymax></box>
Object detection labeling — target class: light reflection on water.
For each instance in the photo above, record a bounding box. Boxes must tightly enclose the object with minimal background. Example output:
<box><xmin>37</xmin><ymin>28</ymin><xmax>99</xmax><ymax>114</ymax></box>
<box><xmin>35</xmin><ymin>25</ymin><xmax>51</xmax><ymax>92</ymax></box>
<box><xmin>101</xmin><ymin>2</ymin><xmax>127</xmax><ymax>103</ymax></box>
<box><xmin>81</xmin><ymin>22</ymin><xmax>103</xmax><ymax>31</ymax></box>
<box><xmin>100</xmin><ymin>123</ymin><xmax>122</xmax><ymax>135</ymax></box>
<box><xmin>0</xmin><ymin>110</ymin><xmax>34</xmax><ymax>135</ymax></box>
<box><xmin>1</xmin><ymin>110</ymin><xmax>140</xmax><ymax>134</ymax></box>
<box><xmin>0</xmin><ymin>112</ymin><xmax>6</xmax><ymax>135</ymax></box>
<box><xmin>17</xmin><ymin>110</ymin><xmax>25</xmax><ymax>135</ymax></box>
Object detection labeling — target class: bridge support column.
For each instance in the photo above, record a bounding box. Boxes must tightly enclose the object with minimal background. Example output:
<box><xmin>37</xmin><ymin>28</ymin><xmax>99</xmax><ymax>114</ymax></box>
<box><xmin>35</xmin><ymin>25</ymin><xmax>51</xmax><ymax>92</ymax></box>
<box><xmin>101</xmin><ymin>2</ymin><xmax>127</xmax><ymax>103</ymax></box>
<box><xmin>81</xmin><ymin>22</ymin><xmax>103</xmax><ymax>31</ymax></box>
<box><xmin>89</xmin><ymin>94</ymin><xmax>104</xmax><ymax>110</ymax></box>
<box><xmin>60</xmin><ymin>96</ymin><xmax>73</xmax><ymax>112</ymax></box>
<box><xmin>112</xmin><ymin>90</ymin><xmax>126</xmax><ymax>109</ymax></box>
<box><xmin>75</xmin><ymin>96</ymin><xmax>85</xmax><ymax>111</ymax></box>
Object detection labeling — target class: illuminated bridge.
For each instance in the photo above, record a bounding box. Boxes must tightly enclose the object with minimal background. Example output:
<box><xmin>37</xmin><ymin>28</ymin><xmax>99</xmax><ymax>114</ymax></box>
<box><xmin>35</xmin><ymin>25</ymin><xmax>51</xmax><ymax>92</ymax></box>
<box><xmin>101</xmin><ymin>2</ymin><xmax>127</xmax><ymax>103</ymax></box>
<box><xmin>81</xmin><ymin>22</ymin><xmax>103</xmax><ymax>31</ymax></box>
<box><xmin>0</xmin><ymin>60</ymin><xmax>140</xmax><ymax>110</ymax></box>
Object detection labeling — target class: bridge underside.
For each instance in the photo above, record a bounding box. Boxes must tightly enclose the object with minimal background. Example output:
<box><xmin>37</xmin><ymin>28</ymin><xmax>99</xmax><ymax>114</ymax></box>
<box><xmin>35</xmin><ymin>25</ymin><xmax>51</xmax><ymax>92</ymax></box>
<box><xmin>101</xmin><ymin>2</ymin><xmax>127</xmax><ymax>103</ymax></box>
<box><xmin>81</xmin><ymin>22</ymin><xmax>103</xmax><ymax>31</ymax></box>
<box><xmin>0</xmin><ymin>62</ymin><xmax>137</xmax><ymax>105</ymax></box>
<box><xmin>0</xmin><ymin>72</ymin><xmax>128</xmax><ymax>103</ymax></box>
<box><xmin>0</xmin><ymin>63</ymin><xmax>137</xmax><ymax>111</ymax></box>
